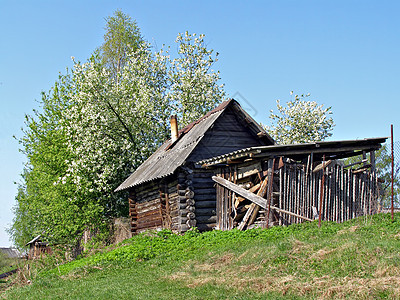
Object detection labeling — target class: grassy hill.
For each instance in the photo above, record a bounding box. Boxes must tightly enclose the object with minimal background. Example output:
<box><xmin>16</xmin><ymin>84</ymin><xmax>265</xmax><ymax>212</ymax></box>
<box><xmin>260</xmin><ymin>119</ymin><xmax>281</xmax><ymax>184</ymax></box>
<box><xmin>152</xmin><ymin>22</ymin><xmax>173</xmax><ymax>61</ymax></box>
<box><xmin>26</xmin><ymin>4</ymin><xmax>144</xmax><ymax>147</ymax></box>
<box><xmin>2</xmin><ymin>213</ymin><xmax>400</xmax><ymax>299</ymax></box>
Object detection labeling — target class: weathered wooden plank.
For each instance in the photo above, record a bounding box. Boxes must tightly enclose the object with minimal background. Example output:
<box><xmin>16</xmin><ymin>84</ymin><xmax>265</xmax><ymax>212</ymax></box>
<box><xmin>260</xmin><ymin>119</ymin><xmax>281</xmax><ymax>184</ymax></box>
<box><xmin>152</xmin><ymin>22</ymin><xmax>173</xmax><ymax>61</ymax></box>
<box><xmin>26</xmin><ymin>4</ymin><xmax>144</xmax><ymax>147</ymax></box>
<box><xmin>195</xmin><ymin>208</ymin><xmax>216</xmax><ymax>216</ymax></box>
<box><xmin>136</xmin><ymin>217</ymin><xmax>163</xmax><ymax>227</ymax></box>
<box><xmin>137</xmin><ymin>208</ymin><xmax>162</xmax><ymax>217</ymax></box>
<box><xmin>195</xmin><ymin>200</ymin><xmax>216</xmax><ymax>209</ymax></box>
<box><xmin>193</xmin><ymin>188</ymin><xmax>216</xmax><ymax>195</ymax></box>
<box><xmin>196</xmin><ymin>215</ymin><xmax>217</xmax><ymax>223</ymax></box>
<box><xmin>192</xmin><ymin>172</ymin><xmax>216</xmax><ymax>178</ymax></box>
<box><xmin>194</xmin><ymin>194</ymin><xmax>216</xmax><ymax>201</ymax></box>
<box><xmin>136</xmin><ymin>197</ymin><xmax>160</xmax><ymax>208</ymax></box>
<box><xmin>212</xmin><ymin>176</ymin><xmax>313</xmax><ymax>222</ymax></box>
<box><xmin>313</xmin><ymin>160</ymin><xmax>332</xmax><ymax>173</ymax></box>
<box><xmin>237</xmin><ymin>162</ymin><xmax>262</xmax><ymax>179</ymax></box>
<box><xmin>136</xmin><ymin>222</ymin><xmax>163</xmax><ymax>232</ymax></box>
<box><xmin>136</xmin><ymin>204</ymin><xmax>162</xmax><ymax>215</ymax></box>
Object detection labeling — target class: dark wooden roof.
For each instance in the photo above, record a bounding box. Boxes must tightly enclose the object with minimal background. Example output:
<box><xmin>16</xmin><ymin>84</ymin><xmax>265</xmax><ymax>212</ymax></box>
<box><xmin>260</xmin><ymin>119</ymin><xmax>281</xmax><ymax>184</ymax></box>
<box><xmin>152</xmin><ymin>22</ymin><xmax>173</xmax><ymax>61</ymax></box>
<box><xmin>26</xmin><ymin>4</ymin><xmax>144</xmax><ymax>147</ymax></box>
<box><xmin>115</xmin><ymin>99</ymin><xmax>274</xmax><ymax>191</ymax></box>
<box><xmin>198</xmin><ymin>137</ymin><xmax>388</xmax><ymax>167</ymax></box>
<box><xmin>0</xmin><ymin>247</ymin><xmax>21</xmax><ymax>259</ymax></box>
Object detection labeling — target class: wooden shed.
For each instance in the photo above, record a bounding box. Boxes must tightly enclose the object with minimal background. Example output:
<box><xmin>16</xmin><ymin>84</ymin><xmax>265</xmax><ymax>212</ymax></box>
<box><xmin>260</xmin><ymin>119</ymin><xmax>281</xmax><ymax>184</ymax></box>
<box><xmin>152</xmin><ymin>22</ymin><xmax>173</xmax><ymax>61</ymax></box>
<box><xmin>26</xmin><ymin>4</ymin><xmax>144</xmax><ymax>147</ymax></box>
<box><xmin>25</xmin><ymin>235</ymin><xmax>52</xmax><ymax>259</ymax></box>
<box><xmin>115</xmin><ymin>99</ymin><xmax>275</xmax><ymax>234</ymax></box>
<box><xmin>198</xmin><ymin>138</ymin><xmax>387</xmax><ymax>230</ymax></box>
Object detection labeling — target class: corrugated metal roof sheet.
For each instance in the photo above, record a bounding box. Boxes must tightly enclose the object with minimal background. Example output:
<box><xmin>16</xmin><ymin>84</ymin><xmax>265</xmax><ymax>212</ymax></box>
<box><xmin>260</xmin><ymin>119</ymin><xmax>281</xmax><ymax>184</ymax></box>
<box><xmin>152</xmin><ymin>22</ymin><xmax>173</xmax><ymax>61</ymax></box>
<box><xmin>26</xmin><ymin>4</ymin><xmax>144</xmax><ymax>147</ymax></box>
<box><xmin>197</xmin><ymin>137</ymin><xmax>388</xmax><ymax>166</ymax></box>
<box><xmin>115</xmin><ymin>103</ymin><xmax>227</xmax><ymax>191</ymax></box>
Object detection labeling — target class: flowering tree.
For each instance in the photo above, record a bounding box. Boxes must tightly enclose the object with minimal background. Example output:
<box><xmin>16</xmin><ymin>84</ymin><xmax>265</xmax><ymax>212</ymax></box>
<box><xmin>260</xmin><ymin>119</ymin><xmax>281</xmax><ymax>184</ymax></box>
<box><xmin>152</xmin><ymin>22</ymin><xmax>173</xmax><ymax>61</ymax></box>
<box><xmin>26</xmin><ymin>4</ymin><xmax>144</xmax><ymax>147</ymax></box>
<box><xmin>9</xmin><ymin>76</ymin><xmax>103</xmax><ymax>248</ymax></box>
<box><xmin>11</xmin><ymin>13</ymin><xmax>225</xmax><ymax>249</ymax></box>
<box><xmin>265</xmin><ymin>93</ymin><xmax>335</xmax><ymax>144</ymax></box>
<box><xmin>169</xmin><ymin>32</ymin><xmax>224</xmax><ymax>126</ymax></box>
<box><xmin>62</xmin><ymin>33</ymin><xmax>224</xmax><ymax>219</ymax></box>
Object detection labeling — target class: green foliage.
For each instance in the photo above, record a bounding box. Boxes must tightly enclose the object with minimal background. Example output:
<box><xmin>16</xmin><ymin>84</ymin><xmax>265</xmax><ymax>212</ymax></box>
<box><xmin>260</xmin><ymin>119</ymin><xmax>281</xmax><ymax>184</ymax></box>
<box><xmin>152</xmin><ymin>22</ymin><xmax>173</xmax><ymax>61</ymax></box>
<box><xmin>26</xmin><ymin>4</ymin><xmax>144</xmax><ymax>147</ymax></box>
<box><xmin>9</xmin><ymin>76</ymin><xmax>94</xmax><ymax>249</ymax></box>
<box><xmin>343</xmin><ymin>143</ymin><xmax>400</xmax><ymax>208</ymax></box>
<box><xmin>98</xmin><ymin>10</ymin><xmax>144</xmax><ymax>77</ymax></box>
<box><xmin>10</xmin><ymin>11</ymin><xmax>225</xmax><ymax>250</ymax></box>
<box><xmin>375</xmin><ymin>144</ymin><xmax>400</xmax><ymax>207</ymax></box>
<box><xmin>265</xmin><ymin>92</ymin><xmax>335</xmax><ymax>144</ymax></box>
<box><xmin>4</xmin><ymin>213</ymin><xmax>400</xmax><ymax>299</ymax></box>
<box><xmin>0</xmin><ymin>251</ymin><xmax>10</xmax><ymax>270</ymax></box>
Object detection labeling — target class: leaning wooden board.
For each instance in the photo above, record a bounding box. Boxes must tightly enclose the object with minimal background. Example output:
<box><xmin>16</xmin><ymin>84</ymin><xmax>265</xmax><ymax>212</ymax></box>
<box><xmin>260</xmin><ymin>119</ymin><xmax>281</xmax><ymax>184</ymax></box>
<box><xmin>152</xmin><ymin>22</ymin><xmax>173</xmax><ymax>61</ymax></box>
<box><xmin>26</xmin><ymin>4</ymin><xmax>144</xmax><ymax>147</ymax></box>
<box><xmin>212</xmin><ymin>176</ymin><xmax>313</xmax><ymax>222</ymax></box>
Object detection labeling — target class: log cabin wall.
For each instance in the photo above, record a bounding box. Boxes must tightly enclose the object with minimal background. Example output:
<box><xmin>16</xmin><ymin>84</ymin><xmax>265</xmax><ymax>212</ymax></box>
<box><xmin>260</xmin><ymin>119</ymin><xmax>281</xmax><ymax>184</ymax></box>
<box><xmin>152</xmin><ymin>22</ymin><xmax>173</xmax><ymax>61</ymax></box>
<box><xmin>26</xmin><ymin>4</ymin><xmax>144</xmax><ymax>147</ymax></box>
<box><xmin>129</xmin><ymin>178</ymin><xmax>179</xmax><ymax>234</ymax></box>
<box><xmin>128</xmin><ymin>170</ymin><xmax>201</xmax><ymax>235</ymax></box>
<box><xmin>192</xmin><ymin>169</ymin><xmax>217</xmax><ymax>231</ymax></box>
<box><xmin>129</xmin><ymin>182</ymin><xmax>163</xmax><ymax>234</ymax></box>
<box><xmin>175</xmin><ymin>169</ymin><xmax>196</xmax><ymax>232</ymax></box>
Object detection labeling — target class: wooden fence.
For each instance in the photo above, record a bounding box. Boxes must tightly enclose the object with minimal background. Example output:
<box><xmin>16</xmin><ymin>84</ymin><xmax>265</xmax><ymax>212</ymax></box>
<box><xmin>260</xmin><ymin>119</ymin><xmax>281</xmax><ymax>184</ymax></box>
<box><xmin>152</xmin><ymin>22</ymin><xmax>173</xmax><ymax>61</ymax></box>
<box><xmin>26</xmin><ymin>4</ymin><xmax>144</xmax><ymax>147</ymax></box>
<box><xmin>214</xmin><ymin>159</ymin><xmax>379</xmax><ymax>230</ymax></box>
<box><xmin>278</xmin><ymin>163</ymin><xmax>378</xmax><ymax>225</ymax></box>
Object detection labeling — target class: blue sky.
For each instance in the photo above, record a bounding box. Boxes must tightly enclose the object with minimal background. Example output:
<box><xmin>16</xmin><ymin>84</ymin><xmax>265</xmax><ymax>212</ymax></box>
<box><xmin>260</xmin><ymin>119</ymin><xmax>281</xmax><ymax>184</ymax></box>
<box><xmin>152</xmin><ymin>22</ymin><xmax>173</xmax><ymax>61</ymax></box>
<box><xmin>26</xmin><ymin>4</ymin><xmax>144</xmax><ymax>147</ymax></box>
<box><xmin>0</xmin><ymin>1</ymin><xmax>399</xmax><ymax>246</ymax></box>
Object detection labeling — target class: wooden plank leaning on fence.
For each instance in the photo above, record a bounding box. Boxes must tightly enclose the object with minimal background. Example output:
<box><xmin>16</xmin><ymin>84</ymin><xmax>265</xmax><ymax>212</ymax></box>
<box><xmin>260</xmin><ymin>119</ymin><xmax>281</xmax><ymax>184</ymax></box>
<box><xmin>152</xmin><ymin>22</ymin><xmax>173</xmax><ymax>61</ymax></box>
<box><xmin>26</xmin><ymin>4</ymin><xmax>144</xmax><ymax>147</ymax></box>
<box><xmin>212</xmin><ymin>176</ymin><xmax>313</xmax><ymax>224</ymax></box>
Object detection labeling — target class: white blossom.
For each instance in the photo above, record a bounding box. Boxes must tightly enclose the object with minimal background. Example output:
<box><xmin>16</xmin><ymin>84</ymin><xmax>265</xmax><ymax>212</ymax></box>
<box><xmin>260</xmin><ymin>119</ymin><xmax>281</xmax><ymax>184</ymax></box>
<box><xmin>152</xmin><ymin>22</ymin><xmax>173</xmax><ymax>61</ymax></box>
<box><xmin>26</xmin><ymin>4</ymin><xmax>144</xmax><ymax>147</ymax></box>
<box><xmin>265</xmin><ymin>93</ymin><xmax>335</xmax><ymax>144</ymax></box>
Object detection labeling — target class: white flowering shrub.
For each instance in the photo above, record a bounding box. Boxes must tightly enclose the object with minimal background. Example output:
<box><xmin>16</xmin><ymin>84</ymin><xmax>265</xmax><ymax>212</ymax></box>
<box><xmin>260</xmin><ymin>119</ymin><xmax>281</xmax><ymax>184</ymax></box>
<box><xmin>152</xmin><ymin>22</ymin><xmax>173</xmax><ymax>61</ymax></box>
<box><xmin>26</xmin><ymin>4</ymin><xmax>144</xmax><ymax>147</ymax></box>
<box><xmin>265</xmin><ymin>93</ymin><xmax>335</xmax><ymax>144</ymax></box>
<box><xmin>11</xmin><ymin>29</ymin><xmax>225</xmax><ymax>248</ymax></box>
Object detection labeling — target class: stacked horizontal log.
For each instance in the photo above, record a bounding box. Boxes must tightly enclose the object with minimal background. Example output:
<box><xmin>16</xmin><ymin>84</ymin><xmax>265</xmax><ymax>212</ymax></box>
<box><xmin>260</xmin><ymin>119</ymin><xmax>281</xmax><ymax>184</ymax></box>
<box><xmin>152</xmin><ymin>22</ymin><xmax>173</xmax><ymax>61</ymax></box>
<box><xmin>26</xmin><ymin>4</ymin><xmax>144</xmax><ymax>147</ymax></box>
<box><xmin>164</xmin><ymin>179</ymin><xmax>181</xmax><ymax>232</ymax></box>
<box><xmin>133</xmin><ymin>183</ymin><xmax>164</xmax><ymax>233</ymax></box>
<box><xmin>193</xmin><ymin>169</ymin><xmax>217</xmax><ymax>231</ymax></box>
<box><xmin>128</xmin><ymin>191</ymin><xmax>137</xmax><ymax>234</ymax></box>
<box><xmin>171</xmin><ymin>167</ymin><xmax>197</xmax><ymax>232</ymax></box>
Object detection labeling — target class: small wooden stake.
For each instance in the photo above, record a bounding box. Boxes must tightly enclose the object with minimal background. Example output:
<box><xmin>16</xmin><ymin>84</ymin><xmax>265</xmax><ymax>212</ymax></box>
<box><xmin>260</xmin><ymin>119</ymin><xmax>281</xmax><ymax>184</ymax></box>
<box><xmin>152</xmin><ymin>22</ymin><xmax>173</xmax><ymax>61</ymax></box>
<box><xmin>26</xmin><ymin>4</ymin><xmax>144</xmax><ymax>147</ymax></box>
<box><xmin>319</xmin><ymin>155</ymin><xmax>326</xmax><ymax>228</ymax></box>
<box><xmin>391</xmin><ymin>124</ymin><xmax>394</xmax><ymax>221</ymax></box>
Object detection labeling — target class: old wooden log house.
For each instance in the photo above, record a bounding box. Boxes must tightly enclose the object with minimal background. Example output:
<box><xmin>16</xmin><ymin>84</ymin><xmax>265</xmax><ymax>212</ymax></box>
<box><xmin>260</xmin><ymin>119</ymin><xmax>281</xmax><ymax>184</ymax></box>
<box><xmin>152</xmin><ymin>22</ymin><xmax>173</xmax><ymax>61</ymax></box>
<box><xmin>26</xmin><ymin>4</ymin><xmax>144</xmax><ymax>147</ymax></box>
<box><xmin>116</xmin><ymin>99</ymin><xmax>387</xmax><ymax>234</ymax></box>
<box><xmin>115</xmin><ymin>99</ymin><xmax>275</xmax><ymax>233</ymax></box>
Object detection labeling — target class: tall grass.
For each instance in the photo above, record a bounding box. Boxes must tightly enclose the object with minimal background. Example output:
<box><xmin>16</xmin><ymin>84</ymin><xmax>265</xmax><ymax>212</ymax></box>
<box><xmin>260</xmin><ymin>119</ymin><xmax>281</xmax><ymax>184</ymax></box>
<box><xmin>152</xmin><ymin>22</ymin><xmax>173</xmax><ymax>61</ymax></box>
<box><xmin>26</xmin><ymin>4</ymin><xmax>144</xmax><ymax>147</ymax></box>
<box><xmin>3</xmin><ymin>213</ymin><xmax>400</xmax><ymax>299</ymax></box>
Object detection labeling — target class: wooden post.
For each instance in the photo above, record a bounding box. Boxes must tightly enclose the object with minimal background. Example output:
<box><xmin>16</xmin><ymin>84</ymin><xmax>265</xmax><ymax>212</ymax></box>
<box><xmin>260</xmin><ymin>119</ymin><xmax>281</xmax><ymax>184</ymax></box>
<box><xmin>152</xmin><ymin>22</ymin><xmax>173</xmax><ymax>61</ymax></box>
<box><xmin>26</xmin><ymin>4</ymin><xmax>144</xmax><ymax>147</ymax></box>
<box><xmin>370</xmin><ymin>151</ymin><xmax>376</xmax><ymax>173</ymax></box>
<box><xmin>279</xmin><ymin>167</ymin><xmax>283</xmax><ymax>226</ymax></box>
<box><xmin>391</xmin><ymin>124</ymin><xmax>394</xmax><ymax>221</ymax></box>
<box><xmin>266</xmin><ymin>158</ymin><xmax>275</xmax><ymax>228</ymax></box>
<box><xmin>319</xmin><ymin>155</ymin><xmax>326</xmax><ymax>228</ymax></box>
<box><xmin>362</xmin><ymin>151</ymin><xmax>367</xmax><ymax>167</ymax></box>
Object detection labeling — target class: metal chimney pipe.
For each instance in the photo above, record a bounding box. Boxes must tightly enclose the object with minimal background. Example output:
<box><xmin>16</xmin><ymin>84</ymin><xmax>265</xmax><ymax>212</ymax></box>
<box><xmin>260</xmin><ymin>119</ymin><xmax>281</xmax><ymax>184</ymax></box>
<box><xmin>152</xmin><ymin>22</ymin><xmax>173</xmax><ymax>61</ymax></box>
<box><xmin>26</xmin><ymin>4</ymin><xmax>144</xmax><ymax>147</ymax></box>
<box><xmin>170</xmin><ymin>115</ymin><xmax>179</xmax><ymax>143</ymax></box>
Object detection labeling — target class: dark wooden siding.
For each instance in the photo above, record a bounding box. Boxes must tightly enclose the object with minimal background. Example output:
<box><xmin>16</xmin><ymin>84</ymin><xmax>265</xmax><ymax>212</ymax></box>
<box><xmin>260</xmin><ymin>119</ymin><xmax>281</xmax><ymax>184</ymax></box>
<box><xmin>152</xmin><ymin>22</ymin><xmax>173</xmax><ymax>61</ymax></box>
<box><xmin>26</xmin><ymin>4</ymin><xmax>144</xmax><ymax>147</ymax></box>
<box><xmin>129</xmin><ymin>178</ymin><xmax>180</xmax><ymax>234</ymax></box>
<box><xmin>188</xmin><ymin>109</ymin><xmax>265</xmax><ymax>162</ymax></box>
<box><xmin>193</xmin><ymin>169</ymin><xmax>217</xmax><ymax>231</ymax></box>
<box><xmin>185</xmin><ymin>107</ymin><xmax>269</xmax><ymax>231</ymax></box>
<box><xmin>131</xmin><ymin>182</ymin><xmax>163</xmax><ymax>233</ymax></box>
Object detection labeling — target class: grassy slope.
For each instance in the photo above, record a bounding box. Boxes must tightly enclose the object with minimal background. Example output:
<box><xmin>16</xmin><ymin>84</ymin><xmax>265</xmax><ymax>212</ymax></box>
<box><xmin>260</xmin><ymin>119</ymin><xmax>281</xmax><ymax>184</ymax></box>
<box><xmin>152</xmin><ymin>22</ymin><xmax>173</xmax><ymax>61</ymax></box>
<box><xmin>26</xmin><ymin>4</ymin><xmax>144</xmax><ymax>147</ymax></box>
<box><xmin>3</xmin><ymin>213</ymin><xmax>400</xmax><ymax>299</ymax></box>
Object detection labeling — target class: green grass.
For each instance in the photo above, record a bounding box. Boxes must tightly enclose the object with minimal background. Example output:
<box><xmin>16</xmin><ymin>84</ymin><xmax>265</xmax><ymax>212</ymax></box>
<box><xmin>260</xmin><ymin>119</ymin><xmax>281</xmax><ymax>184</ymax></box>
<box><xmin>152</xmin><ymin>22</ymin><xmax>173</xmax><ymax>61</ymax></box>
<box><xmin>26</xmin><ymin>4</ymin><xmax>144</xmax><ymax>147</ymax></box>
<box><xmin>3</xmin><ymin>213</ymin><xmax>400</xmax><ymax>299</ymax></box>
